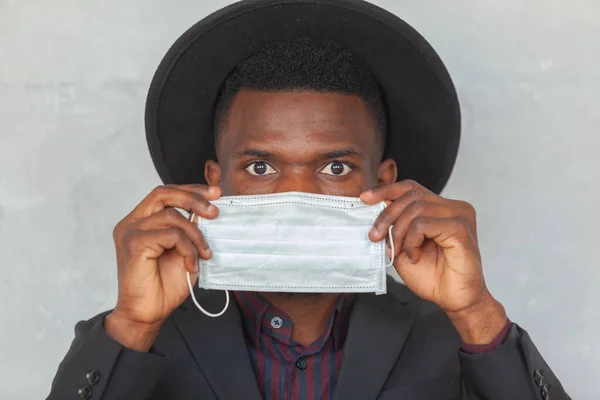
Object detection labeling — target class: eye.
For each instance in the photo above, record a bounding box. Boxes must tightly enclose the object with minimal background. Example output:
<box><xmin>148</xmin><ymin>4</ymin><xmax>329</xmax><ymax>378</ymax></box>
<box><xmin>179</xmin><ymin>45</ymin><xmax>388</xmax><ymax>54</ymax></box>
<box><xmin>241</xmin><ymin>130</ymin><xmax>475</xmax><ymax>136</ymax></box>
<box><xmin>319</xmin><ymin>161</ymin><xmax>353</xmax><ymax>176</ymax></box>
<box><xmin>245</xmin><ymin>161</ymin><xmax>277</xmax><ymax>176</ymax></box>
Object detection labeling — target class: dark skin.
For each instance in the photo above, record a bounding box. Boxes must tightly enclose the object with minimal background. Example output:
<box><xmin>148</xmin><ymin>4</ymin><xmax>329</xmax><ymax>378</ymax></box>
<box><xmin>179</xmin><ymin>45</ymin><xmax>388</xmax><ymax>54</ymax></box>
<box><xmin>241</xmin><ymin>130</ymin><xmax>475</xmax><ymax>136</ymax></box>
<box><xmin>105</xmin><ymin>89</ymin><xmax>507</xmax><ymax>350</ymax></box>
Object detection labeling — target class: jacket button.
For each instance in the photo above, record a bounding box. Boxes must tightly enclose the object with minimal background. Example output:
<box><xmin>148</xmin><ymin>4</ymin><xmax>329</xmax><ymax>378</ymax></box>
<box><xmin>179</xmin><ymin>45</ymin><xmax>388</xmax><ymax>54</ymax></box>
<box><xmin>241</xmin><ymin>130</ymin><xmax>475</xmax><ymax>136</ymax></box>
<box><xmin>78</xmin><ymin>384</ymin><xmax>92</xmax><ymax>400</ymax></box>
<box><xmin>534</xmin><ymin>369</ymin><xmax>545</xmax><ymax>387</ymax></box>
<box><xmin>541</xmin><ymin>384</ymin><xmax>550</xmax><ymax>400</ymax></box>
<box><xmin>86</xmin><ymin>369</ymin><xmax>100</xmax><ymax>385</ymax></box>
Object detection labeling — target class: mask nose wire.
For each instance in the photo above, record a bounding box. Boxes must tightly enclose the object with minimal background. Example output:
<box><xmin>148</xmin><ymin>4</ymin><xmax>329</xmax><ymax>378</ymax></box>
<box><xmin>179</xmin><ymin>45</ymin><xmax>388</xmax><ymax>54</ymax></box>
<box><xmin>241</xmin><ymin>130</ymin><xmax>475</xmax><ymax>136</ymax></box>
<box><xmin>185</xmin><ymin>212</ymin><xmax>229</xmax><ymax>318</ymax></box>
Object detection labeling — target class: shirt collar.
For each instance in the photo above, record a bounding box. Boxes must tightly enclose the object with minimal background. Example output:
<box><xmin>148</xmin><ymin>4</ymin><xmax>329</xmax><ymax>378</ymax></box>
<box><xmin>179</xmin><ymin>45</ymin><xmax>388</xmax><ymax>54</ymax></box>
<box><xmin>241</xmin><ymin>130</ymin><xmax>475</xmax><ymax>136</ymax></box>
<box><xmin>235</xmin><ymin>291</ymin><xmax>355</xmax><ymax>350</ymax></box>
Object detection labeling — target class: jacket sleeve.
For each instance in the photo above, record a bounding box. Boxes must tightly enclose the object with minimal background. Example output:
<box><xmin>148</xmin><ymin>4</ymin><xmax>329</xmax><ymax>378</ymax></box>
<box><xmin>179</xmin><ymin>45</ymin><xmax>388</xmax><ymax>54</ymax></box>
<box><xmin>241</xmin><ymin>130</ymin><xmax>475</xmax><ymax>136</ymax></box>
<box><xmin>459</xmin><ymin>323</ymin><xmax>570</xmax><ymax>400</ymax></box>
<box><xmin>46</xmin><ymin>313</ymin><xmax>167</xmax><ymax>400</ymax></box>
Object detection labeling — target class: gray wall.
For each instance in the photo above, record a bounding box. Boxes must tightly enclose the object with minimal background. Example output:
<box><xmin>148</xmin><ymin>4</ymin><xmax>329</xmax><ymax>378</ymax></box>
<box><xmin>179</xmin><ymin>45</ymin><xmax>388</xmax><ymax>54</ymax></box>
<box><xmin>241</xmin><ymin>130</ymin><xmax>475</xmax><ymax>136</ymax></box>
<box><xmin>1</xmin><ymin>1</ymin><xmax>598</xmax><ymax>399</ymax></box>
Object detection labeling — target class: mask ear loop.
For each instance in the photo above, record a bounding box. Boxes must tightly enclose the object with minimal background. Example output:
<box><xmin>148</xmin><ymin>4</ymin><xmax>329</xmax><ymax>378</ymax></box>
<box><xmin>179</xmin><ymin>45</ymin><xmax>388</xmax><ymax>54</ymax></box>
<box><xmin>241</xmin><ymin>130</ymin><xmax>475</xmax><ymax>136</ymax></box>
<box><xmin>185</xmin><ymin>212</ymin><xmax>229</xmax><ymax>318</ymax></box>
<box><xmin>380</xmin><ymin>202</ymin><xmax>395</xmax><ymax>267</ymax></box>
<box><xmin>385</xmin><ymin>225</ymin><xmax>395</xmax><ymax>267</ymax></box>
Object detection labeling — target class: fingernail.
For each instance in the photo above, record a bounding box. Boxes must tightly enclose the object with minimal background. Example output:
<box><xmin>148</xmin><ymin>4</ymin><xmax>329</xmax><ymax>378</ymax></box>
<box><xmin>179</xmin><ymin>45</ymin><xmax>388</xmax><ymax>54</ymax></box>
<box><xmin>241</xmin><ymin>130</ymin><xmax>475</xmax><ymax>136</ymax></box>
<box><xmin>208</xmin><ymin>204</ymin><xmax>217</xmax><ymax>214</ymax></box>
<box><xmin>370</xmin><ymin>227</ymin><xmax>380</xmax><ymax>238</ymax></box>
<box><xmin>209</xmin><ymin>186</ymin><xmax>220</xmax><ymax>194</ymax></box>
<box><xmin>194</xmin><ymin>258</ymin><xmax>200</xmax><ymax>273</ymax></box>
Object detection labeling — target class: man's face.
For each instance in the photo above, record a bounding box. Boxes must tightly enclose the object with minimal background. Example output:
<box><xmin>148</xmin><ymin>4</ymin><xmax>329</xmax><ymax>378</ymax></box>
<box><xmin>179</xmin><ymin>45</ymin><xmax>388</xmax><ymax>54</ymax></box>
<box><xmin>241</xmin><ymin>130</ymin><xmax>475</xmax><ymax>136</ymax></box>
<box><xmin>206</xmin><ymin>89</ymin><xmax>397</xmax><ymax>196</ymax></box>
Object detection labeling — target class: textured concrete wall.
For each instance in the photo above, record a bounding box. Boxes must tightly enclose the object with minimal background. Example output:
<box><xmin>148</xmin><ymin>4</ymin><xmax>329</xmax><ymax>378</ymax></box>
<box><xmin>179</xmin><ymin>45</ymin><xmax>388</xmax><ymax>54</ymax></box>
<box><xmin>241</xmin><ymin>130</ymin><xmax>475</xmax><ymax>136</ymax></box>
<box><xmin>1</xmin><ymin>1</ymin><xmax>598</xmax><ymax>399</ymax></box>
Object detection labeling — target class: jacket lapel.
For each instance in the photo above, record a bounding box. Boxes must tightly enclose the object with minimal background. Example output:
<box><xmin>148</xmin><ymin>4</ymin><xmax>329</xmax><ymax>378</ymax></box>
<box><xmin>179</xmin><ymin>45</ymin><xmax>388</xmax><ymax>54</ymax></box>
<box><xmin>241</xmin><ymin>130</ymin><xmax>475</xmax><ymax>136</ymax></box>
<box><xmin>333</xmin><ymin>288</ymin><xmax>416</xmax><ymax>400</ymax></box>
<box><xmin>173</xmin><ymin>289</ymin><xmax>262</xmax><ymax>400</ymax></box>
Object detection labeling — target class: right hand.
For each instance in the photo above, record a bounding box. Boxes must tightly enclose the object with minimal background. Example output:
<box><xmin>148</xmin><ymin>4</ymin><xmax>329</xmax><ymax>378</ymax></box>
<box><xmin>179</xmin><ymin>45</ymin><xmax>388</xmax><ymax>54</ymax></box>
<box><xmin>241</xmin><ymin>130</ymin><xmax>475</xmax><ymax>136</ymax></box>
<box><xmin>105</xmin><ymin>184</ymin><xmax>221</xmax><ymax>350</ymax></box>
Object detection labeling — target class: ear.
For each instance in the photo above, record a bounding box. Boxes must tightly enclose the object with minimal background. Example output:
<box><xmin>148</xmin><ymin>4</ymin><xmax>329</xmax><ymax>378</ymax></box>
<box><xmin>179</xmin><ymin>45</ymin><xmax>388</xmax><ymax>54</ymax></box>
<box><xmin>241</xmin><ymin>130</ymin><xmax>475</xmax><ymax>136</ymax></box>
<box><xmin>377</xmin><ymin>158</ymin><xmax>397</xmax><ymax>186</ymax></box>
<box><xmin>205</xmin><ymin>160</ymin><xmax>222</xmax><ymax>187</ymax></box>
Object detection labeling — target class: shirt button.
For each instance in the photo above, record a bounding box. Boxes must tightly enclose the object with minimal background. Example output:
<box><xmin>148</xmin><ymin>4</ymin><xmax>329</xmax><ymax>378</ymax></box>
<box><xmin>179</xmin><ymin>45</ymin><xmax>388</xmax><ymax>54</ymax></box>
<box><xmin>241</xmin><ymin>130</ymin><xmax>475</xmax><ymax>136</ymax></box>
<box><xmin>270</xmin><ymin>316</ymin><xmax>283</xmax><ymax>329</ymax></box>
<box><xmin>534</xmin><ymin>369</ymin><xmax>545</xmax><ymax>387</ymax></box>
<box><xmin>78</xmin><ymin>384</ymin><xmax>92</xmax><ymax>400</ymax></box>
<box><xmin>296</xmin><ymin>357</ymin><xmax>307</xmax><ymax>370</ymax></box>
<box><xmin>541</xmin><ymin>384</ymin><xmax>550</xmax><ymax>400</ymax></box>
<box><xmin>86</xmin><ymin>369</ymin><xmax>100</xmax><ymax>385</ymax></box>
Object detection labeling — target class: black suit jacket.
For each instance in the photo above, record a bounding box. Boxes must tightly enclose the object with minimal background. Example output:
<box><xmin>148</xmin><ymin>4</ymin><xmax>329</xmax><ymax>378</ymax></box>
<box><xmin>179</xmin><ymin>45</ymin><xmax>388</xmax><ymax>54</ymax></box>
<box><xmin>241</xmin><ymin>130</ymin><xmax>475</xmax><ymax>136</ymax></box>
<box><xmin>48</xmin><ymin>278</ymin><xmax>569</xmax><ymax>399</ymax></box>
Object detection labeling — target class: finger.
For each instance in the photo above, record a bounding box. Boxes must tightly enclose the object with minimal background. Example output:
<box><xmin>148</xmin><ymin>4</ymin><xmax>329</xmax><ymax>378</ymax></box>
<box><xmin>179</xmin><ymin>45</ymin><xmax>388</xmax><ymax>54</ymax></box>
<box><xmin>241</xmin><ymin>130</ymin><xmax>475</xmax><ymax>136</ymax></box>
<box><xmin>131</xmin><ymin>185</ymin><xmax>221</xmax><ymax>220</ymax></box>
<box><xmin>386</xmin><ymin>245</ymin><xmax>412</xmax><ymax>267</ymax></box>
<box><xmin>360</xmin><ymin>180</ymin><xmax>432</xmax><ymax>205</ymax></box>
<box><xmin>133</xmin><ymin>208</ymin><xmax>212</xmax><ymax>260</ymax></box>
<box><xmin>387</xmin><ymin>203</ymin><xmax>457</xmax><ymax>261</ymax></box>
<box><xmin>403</xmin><ymin>216</ymin><xmax>473</xmax><ymax>264</ymax></box>
<box><xmin>167</xmin><ymin>184</ymin><xmax>222</xmax><ymax>199</ymax></box>
<box><xmin>369</xmin><ymin>191</ymin><xmax>447</xmax><ymax>241</ymax></box>
<box><xmin>124</xmin><ymin>227</ymin><xmax>199</xmax><ymax>274</ymax></box>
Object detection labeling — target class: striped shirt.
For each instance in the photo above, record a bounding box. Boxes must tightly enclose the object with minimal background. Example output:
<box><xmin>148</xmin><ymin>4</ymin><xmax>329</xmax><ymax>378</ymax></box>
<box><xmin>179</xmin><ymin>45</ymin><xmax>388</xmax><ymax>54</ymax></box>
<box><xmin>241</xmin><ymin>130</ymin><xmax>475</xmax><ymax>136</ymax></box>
<box><xmin>235</xmin><ymin>292</ymin><xmax>355</xmax><ymax>400</ymax></box>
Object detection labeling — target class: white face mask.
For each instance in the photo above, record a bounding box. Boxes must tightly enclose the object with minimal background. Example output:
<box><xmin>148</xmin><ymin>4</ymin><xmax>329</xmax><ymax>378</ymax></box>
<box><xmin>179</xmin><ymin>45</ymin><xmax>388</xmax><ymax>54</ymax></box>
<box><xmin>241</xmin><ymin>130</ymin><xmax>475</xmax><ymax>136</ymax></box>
<box><xmin>186</xmin><ymin>192</ymin><xmax>394</xmax><ymax>317</ymax></box>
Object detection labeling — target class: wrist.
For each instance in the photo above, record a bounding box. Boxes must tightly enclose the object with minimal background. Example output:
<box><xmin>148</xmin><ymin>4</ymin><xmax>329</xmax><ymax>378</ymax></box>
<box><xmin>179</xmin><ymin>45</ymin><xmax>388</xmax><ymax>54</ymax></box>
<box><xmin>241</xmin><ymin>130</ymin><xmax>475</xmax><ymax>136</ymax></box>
<box><xmin>446</xmin><ymin>292</ymin><xmax>508</xmax><ymax>345</ymax></box>
<box><xmin>104</xmin><ymin>311</ymin><xmax>163</xmax><ymax>352</ymax></box>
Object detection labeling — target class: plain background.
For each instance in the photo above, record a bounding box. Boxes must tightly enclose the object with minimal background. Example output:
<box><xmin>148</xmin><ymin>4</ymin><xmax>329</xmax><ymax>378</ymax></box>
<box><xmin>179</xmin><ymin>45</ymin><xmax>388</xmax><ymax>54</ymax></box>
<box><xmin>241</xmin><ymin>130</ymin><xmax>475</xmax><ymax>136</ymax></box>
<box><xmin>1</xmin><ymin>0</ymin><xmax>599</xmax><ymax>399</ymax></box>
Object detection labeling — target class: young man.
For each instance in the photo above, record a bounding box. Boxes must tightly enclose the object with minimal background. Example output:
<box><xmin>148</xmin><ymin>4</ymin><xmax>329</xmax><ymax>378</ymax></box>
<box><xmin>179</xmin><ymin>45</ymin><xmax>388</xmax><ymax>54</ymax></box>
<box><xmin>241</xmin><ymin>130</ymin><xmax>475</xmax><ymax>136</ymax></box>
<box><xmin>48</xmin><ymin>1</ymin><xmax>569</xmax><ymax>399</ymax></box>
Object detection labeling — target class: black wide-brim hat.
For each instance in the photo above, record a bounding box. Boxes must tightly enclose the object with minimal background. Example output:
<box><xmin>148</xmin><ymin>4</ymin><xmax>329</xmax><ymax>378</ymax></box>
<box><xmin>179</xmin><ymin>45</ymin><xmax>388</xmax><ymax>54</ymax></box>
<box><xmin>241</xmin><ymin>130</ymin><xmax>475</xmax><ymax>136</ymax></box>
<box><xmin>145</xmin><ymin>0</ymin><xmax>461</xmax><ymax>194</ymax></box>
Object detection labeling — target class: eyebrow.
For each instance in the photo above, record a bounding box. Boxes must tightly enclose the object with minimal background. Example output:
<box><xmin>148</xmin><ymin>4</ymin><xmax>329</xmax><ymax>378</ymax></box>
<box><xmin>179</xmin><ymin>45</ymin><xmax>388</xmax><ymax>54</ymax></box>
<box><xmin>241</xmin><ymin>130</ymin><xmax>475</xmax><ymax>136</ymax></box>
<box><xmin>233</xmin><ymin>147</ymin><xmax>363</xmax><ymax>159</ymax></box>
<box><xmin>323</xmin><ymin>149</ymin><xmax>363</xmax><ymax>159</ymax></box>
<box><xmin>234</xmin><ymin>148</ymin><xmax>272</xmax><ymax>158</ymax></box>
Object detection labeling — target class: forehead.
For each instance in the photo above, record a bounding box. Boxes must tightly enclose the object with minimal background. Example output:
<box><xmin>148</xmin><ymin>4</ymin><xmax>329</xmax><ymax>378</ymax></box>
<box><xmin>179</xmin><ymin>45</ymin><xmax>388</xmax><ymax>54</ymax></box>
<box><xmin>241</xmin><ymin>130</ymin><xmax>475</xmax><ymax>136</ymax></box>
<box><xmin>218</xmin><ymin>89</ymin><xmax>379</xmax><ymax>152</ymax></box>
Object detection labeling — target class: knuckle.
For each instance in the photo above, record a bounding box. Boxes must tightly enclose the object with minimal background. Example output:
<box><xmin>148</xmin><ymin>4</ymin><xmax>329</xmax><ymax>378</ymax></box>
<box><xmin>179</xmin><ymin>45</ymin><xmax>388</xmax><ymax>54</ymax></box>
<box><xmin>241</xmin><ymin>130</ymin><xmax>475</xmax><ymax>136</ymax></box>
<box><xmin>408</xmin><ymin>200</ymin><xmax>428</xmax><ymax>214</ymax></box>
<box><xmin>468</xmin><ymin>205</ymin><xmax>477</xmax><ymax>219</ymax></box>
<box><xmin>112</xmin><ymin>218</ymin><xmax>132</xmax><ymax>244</ymax></box>
<box><xmin>413</xmin><ymin>215</ymin><xmax>428</xmax><ymax>228</ymax></box>
<box><xmin>452</xmin><ymin>216</ymin><xmax>471</xmax><ymax>236</ymax></box>
<box><xmin>378</xmin><ymin>209</ymin><xmax>392</xmax><ymax>224</ymax></box>
<box><xmin>194</xmin><ymin>192</ymin><xmax>209</xmax><ymax>206</ymax></box>
<box><xmin>375</xmin><ymin>207</ymin><xmax>392</xmax><ymax>228</ymax></box>
<box><xmin>407</xmin><ymin>189</ymin><xmax>423</xmax><ymax>200</ymax></box>
<box><xmin>456</xmin><ymin>200</ymin><xmax>476</xmax><ymax>216</ymax></box>
<box><xmin>164</xmin><ymin>208</ymin><xmax>182</xmax><ymax>222</ymax></box>
<box><xmin>151</xmin><ymin>185</ymin><xmax>169</xmax><ymax>198</ymax></box>
<box><xmin>453</xmin><ymin>215</ymin><xmax>467</xmax><ymax>225</ymax></box>
<box><xmin>373</xmin><ymin>218</ymin><xmax>386</xmax><ymax>232</ymax></box>
<box><xmin>403</xmin><ymin>179</ymin><xmax>419</xmax><ymax>191</ymax></box>
<box><xmin>174</xmin><ymin>231</ymin><xmax>195</xmax><ymax>254</ymax></box>
<box><xmin>380</xmin><ymin>208</ymin><xmax>397</xmax><ymax>227</ymax></box>
<box><xmin>170</xmin><ymin>227</ymin><xmax>187</xmax><ymax>242</ymax></box>
<box><xmin>122</xmin><ymin>230</ymin><xmax>140</xmax><ymax>252</ymax></box>
<box><xmin>112</xmin><ymin>222</ymin><xmax>123</xmax><ymax>243</ymax></box>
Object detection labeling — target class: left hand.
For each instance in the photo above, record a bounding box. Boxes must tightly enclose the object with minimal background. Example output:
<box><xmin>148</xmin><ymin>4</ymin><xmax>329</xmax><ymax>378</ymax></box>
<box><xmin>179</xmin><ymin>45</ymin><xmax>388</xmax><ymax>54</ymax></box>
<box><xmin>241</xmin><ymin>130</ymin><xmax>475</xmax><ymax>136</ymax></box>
<box><xmin>361</xmin><ymin>180</ymin><xmax>507</xmax><ymax>343</ymax></box>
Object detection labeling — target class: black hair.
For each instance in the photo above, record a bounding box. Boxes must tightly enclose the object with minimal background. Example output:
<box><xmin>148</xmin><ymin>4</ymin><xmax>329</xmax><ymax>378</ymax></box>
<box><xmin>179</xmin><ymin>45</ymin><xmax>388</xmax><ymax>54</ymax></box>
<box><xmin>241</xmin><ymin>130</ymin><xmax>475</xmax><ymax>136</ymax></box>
<box><xmin>213</xmin><ymin>37</ymin><xmax>388</xmax><ymax>146</ymax></box>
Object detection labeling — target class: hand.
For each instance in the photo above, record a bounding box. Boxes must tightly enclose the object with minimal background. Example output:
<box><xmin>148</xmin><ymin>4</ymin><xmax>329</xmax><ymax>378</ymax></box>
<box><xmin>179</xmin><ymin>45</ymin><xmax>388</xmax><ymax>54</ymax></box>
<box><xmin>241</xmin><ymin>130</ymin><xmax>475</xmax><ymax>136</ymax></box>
<box><xmin>361</xmin><ymin>180</ymin><xmax>507</xmax><ymax>344</ymax></box>
<box><xmin>105</xmin><ymin>184</ymin><xmax>221</xmax><ymax>351</ymax></box>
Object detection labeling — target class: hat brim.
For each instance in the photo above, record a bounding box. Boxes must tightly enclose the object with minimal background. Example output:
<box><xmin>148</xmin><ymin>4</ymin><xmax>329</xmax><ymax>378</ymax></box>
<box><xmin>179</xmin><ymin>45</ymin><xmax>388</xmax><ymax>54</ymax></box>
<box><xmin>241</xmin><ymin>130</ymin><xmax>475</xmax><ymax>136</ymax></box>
<box><xmin>145</xmin><ymin>0</ymin><xmax>461</xmax><ymax>194</ymax></box>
